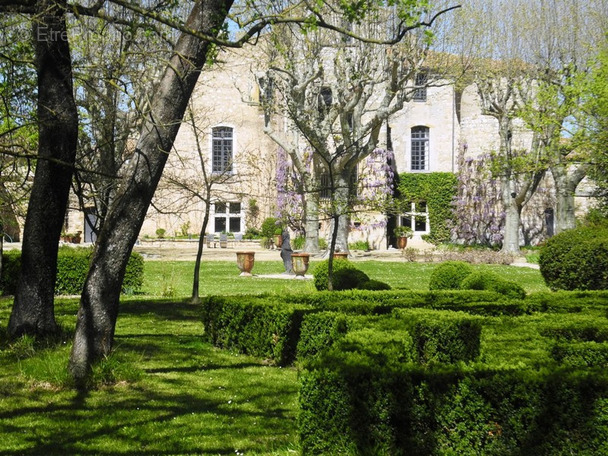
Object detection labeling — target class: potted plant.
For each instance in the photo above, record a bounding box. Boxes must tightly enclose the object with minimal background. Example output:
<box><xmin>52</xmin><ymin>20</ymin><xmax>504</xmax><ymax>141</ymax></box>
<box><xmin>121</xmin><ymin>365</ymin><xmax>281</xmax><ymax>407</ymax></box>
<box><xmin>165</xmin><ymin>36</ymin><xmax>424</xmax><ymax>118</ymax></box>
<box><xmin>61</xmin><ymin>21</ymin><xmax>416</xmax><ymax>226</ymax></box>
<box><xmin>71</xmin><ymin>231</ymin><xmax>82</xmax><ymax>244</ymax></box>
<box><xmin>394</xmin><ymin>226</ymin><xmax>413</xmax><ymax>249</ymax></box>
<box><xmin>274</xmin><ymin>227</ymin><xmax>284</xmax><ymax>248</ymax></box>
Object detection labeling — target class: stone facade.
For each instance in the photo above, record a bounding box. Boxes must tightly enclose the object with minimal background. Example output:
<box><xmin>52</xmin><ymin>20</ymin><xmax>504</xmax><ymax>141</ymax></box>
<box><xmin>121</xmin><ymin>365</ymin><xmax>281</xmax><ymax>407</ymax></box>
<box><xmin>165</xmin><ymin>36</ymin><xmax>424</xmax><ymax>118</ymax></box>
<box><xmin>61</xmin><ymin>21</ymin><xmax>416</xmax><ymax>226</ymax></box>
<box><xmin>59</xmin><ymin>46</ymin><xmax>594</xmax><ymax>249</ymax></box>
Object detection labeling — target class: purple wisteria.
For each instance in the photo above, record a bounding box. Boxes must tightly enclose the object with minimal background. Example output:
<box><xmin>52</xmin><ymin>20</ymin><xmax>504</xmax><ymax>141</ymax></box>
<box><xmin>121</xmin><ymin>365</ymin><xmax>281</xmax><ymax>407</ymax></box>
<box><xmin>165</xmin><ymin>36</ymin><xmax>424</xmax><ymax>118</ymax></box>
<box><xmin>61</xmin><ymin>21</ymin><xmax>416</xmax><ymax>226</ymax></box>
<box><xmin>450</xmin><ymin>144</ymin><xmax>504</xmax><ymax>247</ymax></box>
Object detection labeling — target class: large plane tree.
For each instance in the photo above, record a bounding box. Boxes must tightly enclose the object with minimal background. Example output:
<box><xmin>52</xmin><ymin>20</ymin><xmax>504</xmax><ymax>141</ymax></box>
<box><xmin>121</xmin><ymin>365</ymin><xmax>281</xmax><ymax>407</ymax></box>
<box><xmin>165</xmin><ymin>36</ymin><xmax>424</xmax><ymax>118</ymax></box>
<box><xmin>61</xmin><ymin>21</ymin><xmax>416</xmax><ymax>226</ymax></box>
<box><xmin>262</xmin><ymin>4</ymin><xmax>459</xmax><ymax>256</ymax></box>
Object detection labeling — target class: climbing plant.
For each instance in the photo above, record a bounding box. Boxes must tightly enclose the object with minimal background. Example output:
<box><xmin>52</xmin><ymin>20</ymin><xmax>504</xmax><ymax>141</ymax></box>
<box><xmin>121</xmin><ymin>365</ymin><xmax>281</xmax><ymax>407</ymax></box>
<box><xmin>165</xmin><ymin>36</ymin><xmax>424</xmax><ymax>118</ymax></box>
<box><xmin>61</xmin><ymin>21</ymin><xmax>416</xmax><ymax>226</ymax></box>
<box><xmin>396</xmin><ymin>172</ymin><xmax>457</xmax><ymax>245</ymax></box>
<box><xmin>451</xmin><ymin>145</ymin><xmax>504</xmax><ymax>247</ymax></box>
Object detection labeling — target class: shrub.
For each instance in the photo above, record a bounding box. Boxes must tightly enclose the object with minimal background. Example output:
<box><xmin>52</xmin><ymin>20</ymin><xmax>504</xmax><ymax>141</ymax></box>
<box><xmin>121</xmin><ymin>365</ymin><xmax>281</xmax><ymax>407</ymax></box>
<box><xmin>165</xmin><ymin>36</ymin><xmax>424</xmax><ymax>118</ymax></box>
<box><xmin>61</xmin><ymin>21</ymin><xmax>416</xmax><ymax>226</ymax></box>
<box><xmin>539</xmin><ymin>226</ymin><xmax>608</xmax><ymax>291</ymax></box>
<box><xmin>122</xmin><ymin>252</ymin><xmax>144</xmax><ymax>294</ymax></box>
<box><xmin>260</xmin><ymin>217</ymin><xmax>280</xmax><ymax>239</ymax></box>
<box><xmin>299</xmin><ymin>362</ymin><xmax>608</xmax><ymax>455</ymax></box>
<box><xmin>292</xmin><ymin>235</ymin><xmax>305</xmax><ymax>250</ymax></box>
<box><xmin>0</xmin><ymin>250</ymin><xmax>21</xmax><ymax>295</ymax></box>
<box><xmin>393</xmin><ymin>309</ymin><xmax>482</xmax><ymax>364</ymax></box>
<box><xmin>201</xmin><ymin>295</ymin><xmax>310</xmax><ymax>365</ymax></box>
<box><xmin>428</xmin><ymin>261</ymin><xmax>473</xmax><ymax>290</ymax></box>
<box><xmin>551</xmin><ymin>342</ymin><xmax>608</xmax><ymax>367</ymax></box>
<box><xmin>313</xmin><ymin>259</ymin><xmax>369</xmax><ymax>291</ymax></box>
<box><xmin>460</xmin><ymin>271</ymin><xmax>526</xmax><ymax>299</ymax></box>
<box><xmin>1</xmin><ymin>248</ymin><xmax>144</xmax><ymax>295</ymax></box>
<box><xmin>243</xmin><ymin>227</ymin><xmax>261</xmax><ymax>239</ymax></box>
<box><xmin>358</xmin><ymin>279</ymin><xmax>392</xmax><ymax>291</ymax></box>
<box><xmin>332</xmin><ymin>268</ymin><xmax>370</xmax><ymax>291</ymax></box>
<box><xmin>297</xmin><ymin>312</ymin><xmax>349</xmax><ymax>360</ymax></box>
<box><xmin>348</xmin><ymin>240</ymin><xmax>370</xmax><ymax>251</ymax></box>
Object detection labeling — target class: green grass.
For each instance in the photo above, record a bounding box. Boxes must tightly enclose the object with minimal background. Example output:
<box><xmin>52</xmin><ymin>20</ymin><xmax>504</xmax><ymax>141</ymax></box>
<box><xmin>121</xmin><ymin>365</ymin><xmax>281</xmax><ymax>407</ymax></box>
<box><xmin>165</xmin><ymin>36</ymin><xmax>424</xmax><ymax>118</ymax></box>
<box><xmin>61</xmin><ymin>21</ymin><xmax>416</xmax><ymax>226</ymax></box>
<box><xmin>142</xmin><ymin>259</ymin><xmax>550</xmax><ymax>297</ymax></box>
<box><xmin>0</xmin><ymin>259</ymin><xmax>550</xmax><ymax>454</ymax></box>
<box><xmin>0</xmin><ymin>298</ymin><xmax>299</xmax><ymax>455</ymax></box>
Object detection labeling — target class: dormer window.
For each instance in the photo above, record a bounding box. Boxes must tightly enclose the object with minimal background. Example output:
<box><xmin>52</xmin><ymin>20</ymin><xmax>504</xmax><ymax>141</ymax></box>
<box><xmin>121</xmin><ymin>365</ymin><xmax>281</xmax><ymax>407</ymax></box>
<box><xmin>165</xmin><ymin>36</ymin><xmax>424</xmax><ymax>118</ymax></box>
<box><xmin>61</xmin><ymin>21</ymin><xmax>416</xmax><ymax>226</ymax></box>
<box><xmin>413</xmin><ymin>72</ymin><xmax>428</xmax><ymax>102</ymax></box>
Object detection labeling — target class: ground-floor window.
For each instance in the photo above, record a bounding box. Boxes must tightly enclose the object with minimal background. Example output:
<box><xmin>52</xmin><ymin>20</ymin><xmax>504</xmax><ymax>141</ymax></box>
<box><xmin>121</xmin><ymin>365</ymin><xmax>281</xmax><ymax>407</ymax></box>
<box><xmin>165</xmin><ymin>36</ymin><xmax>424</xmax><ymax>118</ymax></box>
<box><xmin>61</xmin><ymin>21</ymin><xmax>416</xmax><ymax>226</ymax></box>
<box><xmin>400</xmin><ymin>201</ymin><xmax>429</xmax><ymax>234</ymax></box>
<box><xmin>214</xmin><ymin>201</ymin><xmax>242</xmax><ymax>233</ymax></box>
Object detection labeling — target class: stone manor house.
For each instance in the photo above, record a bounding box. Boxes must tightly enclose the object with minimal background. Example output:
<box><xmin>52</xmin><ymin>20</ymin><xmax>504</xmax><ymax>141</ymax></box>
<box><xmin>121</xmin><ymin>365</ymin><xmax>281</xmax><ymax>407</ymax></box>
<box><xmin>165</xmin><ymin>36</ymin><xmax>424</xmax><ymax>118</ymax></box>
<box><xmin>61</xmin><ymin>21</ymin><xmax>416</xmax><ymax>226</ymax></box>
<box><xmin>62</xmin><ymin>45</ymin><xmax>592</xmax><ymax>250</ymax></box>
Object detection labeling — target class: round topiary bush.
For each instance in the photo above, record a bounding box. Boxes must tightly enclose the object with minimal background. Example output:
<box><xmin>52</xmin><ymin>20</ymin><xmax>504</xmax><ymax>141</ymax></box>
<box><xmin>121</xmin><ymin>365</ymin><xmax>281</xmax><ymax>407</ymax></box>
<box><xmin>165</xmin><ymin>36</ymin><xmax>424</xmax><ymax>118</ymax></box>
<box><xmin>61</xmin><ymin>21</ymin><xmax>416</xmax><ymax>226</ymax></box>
<box><xmin>332</xmin><ymin>267</ymin><xmax>370</xmax><ymax>291</ymax></box>
<box><xmin>460</xmin><ymin>271</ymin><xmax>526</xmax><ymax>299</ymax></box>
<box><xmin>358</xmin><ymin>279</ymin><xmax>392</xmax><ymax>291</ymax></box>
<box><xmin>428</xmin><ymin>261</ymin><xmax>473</xmax><ymax>290</ymax></box>
<box><xmin>539</xmin><ymin>226</ymin><xmax>608</xmax><ymax>291</ymax></box>
<box><xmin>313</xmin><ymin>259</ymin><xmax>369</xmax><ymax>291</ymax></box>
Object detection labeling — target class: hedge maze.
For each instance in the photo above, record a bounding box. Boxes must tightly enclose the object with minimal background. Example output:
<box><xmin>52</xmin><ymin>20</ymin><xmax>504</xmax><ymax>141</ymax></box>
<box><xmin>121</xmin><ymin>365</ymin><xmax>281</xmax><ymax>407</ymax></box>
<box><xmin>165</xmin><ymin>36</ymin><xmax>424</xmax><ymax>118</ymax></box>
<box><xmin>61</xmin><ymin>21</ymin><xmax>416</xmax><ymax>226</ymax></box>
<box><xmin>202</xmin><ymin>289</ymin><xmax>608</xmax><ymax>455</ymax></box>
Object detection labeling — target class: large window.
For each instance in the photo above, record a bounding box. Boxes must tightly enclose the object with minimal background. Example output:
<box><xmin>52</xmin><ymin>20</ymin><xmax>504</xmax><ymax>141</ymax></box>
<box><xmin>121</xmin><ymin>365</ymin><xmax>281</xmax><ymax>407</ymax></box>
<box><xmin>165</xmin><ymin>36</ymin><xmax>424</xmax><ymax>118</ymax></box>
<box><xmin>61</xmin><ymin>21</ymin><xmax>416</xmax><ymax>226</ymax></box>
<box><xmin>411</xmin><ymin>126</ymin><xmax>429</xmax><ymax>171</ymax></box>
<box><xmin>214</xmin><ymin>201</ymin><xmax>242</xmax><ymax>233</ymax></box>
<box><xmin>212</xmin><ymin>126</ymin><xmax>233</xmax><ymax>173</ymax></box>
<box><xmin>400</xmin><ymin>201</ymin><xmax>429</xmax><ymax>234</ymax></box>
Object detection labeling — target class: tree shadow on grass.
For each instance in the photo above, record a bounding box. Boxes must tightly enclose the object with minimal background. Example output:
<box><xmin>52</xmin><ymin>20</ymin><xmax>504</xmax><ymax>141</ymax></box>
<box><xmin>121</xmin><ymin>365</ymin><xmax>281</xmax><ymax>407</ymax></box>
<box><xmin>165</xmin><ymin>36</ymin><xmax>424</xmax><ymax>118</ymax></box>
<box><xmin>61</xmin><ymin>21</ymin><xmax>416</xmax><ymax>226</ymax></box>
<box><xmin>0</xmin><ymin>298</ymin><xmax>299</xmax><ymax>455</ymax></box>
<box><xmin>0</xmin><ymin>354</ymin><xmax>299</xmax><ymax>455</ymax></box>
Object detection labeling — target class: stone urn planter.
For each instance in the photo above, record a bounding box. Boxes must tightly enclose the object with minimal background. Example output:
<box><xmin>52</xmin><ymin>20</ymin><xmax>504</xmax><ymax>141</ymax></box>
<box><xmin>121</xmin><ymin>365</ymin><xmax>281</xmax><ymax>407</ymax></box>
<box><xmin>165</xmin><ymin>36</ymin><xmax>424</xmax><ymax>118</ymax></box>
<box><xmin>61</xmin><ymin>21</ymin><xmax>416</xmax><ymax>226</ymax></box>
<box><xmin>291</xmin><ymin>253</ymin><xmax>310</xmax><ymax>278</ymax></box>
<box><xmin>333</xmin><ymin>252</ymin><xmax>348</xmax><ymax>260</ymax></box>
<box><xmin>394</xmin><ymin>226</ymin><xmax>413</xmax><ymax>250</ymax></box>
<box><xmin>396</xmin><ymin>236</ymin><xmax>408</xmax><ymax>249</ymax></box>
<box><xmin>236</xmin><ymin>251</ymin><xmax>255</xmax><ymax>276</ymax></box>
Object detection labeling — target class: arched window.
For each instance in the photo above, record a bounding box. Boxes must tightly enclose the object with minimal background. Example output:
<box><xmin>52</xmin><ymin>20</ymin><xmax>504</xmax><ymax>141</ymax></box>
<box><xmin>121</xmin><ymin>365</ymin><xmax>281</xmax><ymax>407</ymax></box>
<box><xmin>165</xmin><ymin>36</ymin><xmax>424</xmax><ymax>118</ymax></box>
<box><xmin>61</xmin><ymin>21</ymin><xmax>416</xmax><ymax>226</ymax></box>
<box><xmin>410</xmin><ymin>126</ymin><xmax>429</xmax><ymax>171</ymax></box>
<box><xmin>212</xmin><ymin>126</ymin><xmax>233</xmax><ymax>173</ymax></box>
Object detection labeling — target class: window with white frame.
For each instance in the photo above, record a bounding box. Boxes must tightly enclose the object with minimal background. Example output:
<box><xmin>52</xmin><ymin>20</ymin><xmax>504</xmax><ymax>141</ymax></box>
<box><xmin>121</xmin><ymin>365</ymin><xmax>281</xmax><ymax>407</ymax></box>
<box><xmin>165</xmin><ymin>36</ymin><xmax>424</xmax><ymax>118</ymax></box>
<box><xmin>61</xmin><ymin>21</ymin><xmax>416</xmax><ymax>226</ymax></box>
<box><xmin>400</xmin><ymin>201</ymin><xmax>429</xmax><ymax>234</ymax></box>
<box><xmin>212</xmin><ymin>126</ymin><xmax>233</xmax><ymax>173</ymax></box>
<box><xmin>411</xmin><ymin>126</ymin><xmax>429</xmax><ymax>171</ymax></box>
<box><xmin>213</xmin><ymin>201</ymin><xmax>242</xmax><ymax>233</ymax></box>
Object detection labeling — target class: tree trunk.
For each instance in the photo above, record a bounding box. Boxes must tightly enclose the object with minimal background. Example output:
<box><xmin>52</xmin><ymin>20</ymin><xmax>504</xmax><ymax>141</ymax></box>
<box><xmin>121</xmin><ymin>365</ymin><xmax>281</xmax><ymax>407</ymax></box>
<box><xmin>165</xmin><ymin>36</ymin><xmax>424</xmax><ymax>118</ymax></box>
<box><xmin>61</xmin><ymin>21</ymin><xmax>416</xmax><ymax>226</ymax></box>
<box><xmin>303</xmin><ymin>189</ymin><xmax>320</xmax><ymax>253</ymax></box>
<box><xmin>9</xmin><ymin>0</ymin><xmax>78</xmax><ymax>338</ymax></box>
<box><xmin>554</xmin><ymin>182</ymin><xmax>576</xmax><ymax>234</ymax></box>
<box><xmin>333</xmin><ymin>172</ymin><xmax>352</xmax><ymax>253</ymax></box>
<box><xmin>551</xmin><ymin>164</ymin><xmax>589</xmax><ymax>234</ymax></box>
<box><xmin>191</xmin><ymin>203</ymin><xmax>211</xmax><ymax>304</ymax></box>
<box><xmin>501</xmin><ymin>180</ymin><xmax>522</xmax><ymax>254</ymax></box>
<box><xmin>69</xmin><ymin>0</ymin><xmax>234</xmax><ymax>382</ymax></box>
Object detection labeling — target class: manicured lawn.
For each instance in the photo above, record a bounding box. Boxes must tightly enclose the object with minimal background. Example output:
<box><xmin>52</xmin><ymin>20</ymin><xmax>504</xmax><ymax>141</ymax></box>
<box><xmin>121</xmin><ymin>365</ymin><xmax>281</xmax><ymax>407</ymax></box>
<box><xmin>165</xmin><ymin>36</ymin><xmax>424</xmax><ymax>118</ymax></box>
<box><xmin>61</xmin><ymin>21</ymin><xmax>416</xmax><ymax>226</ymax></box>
<box><xmin>0</xmin><ymin>298</ymin><xmax>299</xmax><ymax>455</ymax></box>
<box><xmin>0</xmin><ymin>259</ymin><xmax>549</xmax><ymax>455</ymax></box>
<box><xmin>141</xmin><ymin>259</ymin><xmax>550</xmax><ymax>297</ymax></box>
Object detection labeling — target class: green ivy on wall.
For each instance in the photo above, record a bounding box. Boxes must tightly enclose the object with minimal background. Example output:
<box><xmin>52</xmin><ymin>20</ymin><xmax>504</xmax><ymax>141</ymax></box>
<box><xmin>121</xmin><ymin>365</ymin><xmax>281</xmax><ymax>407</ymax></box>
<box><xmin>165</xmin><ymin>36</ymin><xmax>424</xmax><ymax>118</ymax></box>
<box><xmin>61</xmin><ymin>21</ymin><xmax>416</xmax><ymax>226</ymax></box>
<box><xmin>396</xmin><ymin>172</ymin><xmax>457</xmax><ymax>245</ymax></box>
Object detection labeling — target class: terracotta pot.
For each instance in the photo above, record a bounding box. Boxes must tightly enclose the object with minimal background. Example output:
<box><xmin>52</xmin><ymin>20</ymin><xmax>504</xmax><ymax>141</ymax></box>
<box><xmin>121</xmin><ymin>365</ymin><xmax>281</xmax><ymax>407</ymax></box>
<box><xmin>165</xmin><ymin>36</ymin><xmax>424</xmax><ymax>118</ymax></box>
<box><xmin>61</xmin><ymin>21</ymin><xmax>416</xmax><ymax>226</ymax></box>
<box><xmin>291</xmin><ymin>253</ymin><xmax>310</xmax><ymax>278</ymax></box>
<box><xmin>274</xmin><ymin>234</ymin><xmax>283</xmax><ymax>248</ymax></box>
<box><xmin>333</xmin><ymin>252</ymin><xmax>348</xmax><ymax>260</ymax></box>
<box><xmin>236</xmin><ymin>251</ymin><xmax>255</xmax><ymax>276</ymax></box>
<box><xmin>396</xmin><ymin>236</ymin><xmax>408</xmax><ymax>249</ymax></box>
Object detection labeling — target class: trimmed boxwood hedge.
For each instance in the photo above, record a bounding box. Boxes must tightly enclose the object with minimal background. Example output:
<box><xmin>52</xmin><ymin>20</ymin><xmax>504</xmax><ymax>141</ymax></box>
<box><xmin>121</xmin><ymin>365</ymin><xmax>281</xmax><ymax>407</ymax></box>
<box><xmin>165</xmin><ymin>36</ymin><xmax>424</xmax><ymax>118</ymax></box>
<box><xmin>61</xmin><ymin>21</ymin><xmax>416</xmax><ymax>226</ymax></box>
<box><xmin>1</xmin><ymin>247</ymin><xmax>144</xmax><ymax>295</ymax></box>
<box><xmin>551</xmin><ymin>342</ymin><xmax>608</xmax><ymax>367</ymax></box>
<box><xmin>201</xmin><ymin>295</ymin><xmax>312</xmax><ymax>365</ymax></box>
<box><xmin>200</xmin><ymin>288</ymin><xmax>608</xmax><ymax>455</ymax></box>
<box><xmin>460</xmin><ymin>270</ymin><xmax>527</xmax><ymax>299</ymax></box>
<box><xmin>297</xmin><ymin>309</ymin><xmax>482</xmax><ymax>365</ymax></box>
<box><xmin>200</xmin><ymin>290</ymin><xmax>608</xmax><ymax>371</ymax></box>
<box><xmin>299</xmin><ymin>360</ymin><xmax>608</xmax><ymax>455</ymax></box>
<box><xmin>392</xmin><ymin>309</ymin><xmax>482</xmax><ymax>365</ymax></box>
